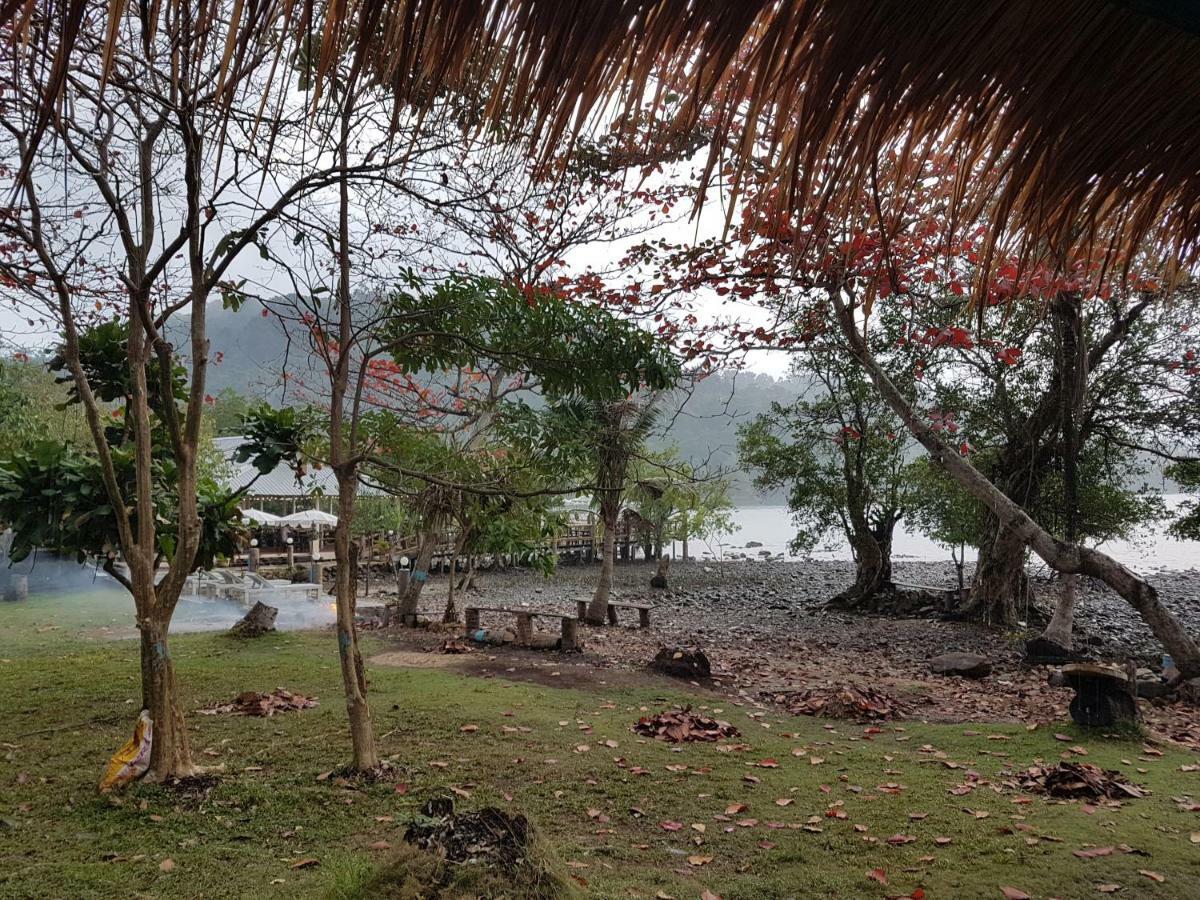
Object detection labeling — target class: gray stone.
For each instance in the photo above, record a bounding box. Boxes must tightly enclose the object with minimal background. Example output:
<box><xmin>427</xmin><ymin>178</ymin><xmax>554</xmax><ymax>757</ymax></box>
<box><xmin>929</xmin><ymin>652</ymin><xmax>992</xmax><ymax>679</ymax></box>
<box><xmin>1136</xmin><ymin>677</ymin><xmax>1169</xmax><ymax>700</ymax></box>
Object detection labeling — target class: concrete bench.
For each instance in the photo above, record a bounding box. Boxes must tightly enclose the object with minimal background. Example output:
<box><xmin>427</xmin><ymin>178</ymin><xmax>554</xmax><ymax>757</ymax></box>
<box><xmin>575</xmin><ymin>598</ymin><xmax>653</xmax><ymax>628</ymax></box>
<box><xmin>464</xmin><ymin>606</ymin><xmax>580</xmax><ymax>651</ymax></box>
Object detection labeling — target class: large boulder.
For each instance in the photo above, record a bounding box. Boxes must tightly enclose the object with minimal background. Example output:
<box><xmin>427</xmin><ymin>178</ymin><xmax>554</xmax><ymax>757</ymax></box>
<box><xmin>651</xmin><ymin>647</ymin><xmax>711</xmax><ymax>680</ymax></box>
<box><xmin>929</xmin><ymin>651</ymin><xmax>992</xmax><ymax>679</ymax></box>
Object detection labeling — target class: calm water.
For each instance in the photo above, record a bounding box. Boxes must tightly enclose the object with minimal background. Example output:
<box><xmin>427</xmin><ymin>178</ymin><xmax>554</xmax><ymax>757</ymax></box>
<box><xmin>690</xmin><ymin>496</ymin><xmax>1200</xmax><ymax>572</ymax></box>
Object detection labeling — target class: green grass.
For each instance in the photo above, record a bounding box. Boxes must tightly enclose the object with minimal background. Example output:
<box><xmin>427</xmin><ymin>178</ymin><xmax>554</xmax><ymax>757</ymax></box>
<box><xmin>3</xmin><ymin>592</ymin><xmax>1200</xmax><ymax>899</ymax></box>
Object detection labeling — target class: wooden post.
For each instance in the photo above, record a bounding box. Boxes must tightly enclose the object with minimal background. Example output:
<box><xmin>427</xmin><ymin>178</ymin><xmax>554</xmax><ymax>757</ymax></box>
<box><xmin>247</xmin><ymin>546</ymin><xmax>259</xmax><ymax>573</ymax></box>
<box><xmin>465</xmin><ymin>607</ymin><xmax>480</xmax><ymax>631</ymax></box>
<box><xmin>638</xmin><ymin>607</ymin><xmax>650</xmax><ymax>628</ymax></box>
<box><xmin>560</xmin><ymin>617</ymin><xmax>579</xmax><ymax>651</ymax></box>
<box><xmin>576</xmin><ymin>599</ymin><xmax>588</xmax><ymax>621</ymax></box>
<box><xmin>607</xmin><ymin>605</ymin><xmax>618</xmax><ymax>626</ymax></box>
<box><xmin>515</xmin><ymin>612</ymin><xmax>533</xmax><ymax>646</ymax></box>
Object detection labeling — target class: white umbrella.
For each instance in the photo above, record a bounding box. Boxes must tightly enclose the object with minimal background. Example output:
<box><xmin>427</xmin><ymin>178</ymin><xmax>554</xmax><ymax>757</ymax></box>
<box><xmin>279</xmin><ymin>509</ymin><xmax>339</xmax><ymax>528</ymax></box>
<box><xmin>240</xmin><ymin>508</ymin><xmax>282</xmax><ymax>526</ymax></box>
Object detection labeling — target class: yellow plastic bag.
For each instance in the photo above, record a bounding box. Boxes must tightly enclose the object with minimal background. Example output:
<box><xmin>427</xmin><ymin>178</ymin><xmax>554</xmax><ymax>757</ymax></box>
<box><xmin>99</xmin><ymin>710</ymin><xmax>153</xmax><ymax>792</ymax></box>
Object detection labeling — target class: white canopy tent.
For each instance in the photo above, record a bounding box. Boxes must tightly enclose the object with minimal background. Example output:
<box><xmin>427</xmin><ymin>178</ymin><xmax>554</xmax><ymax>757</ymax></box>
<box><xmin>240</xmin><ymin>508</ymin><xmax>283</xmax><ymax>526</ymax></box>
<box><xmin>279</xmin><ymin>509</ymin><xmax>340</xmax><ymax>528</ymax></box>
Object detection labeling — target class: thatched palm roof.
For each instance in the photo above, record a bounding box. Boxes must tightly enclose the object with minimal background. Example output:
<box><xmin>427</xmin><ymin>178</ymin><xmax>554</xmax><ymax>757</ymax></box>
<box><xmin>10</xmin><ymin>1</ymin><xmax>1200</xmax><ymax>280</ymax></box>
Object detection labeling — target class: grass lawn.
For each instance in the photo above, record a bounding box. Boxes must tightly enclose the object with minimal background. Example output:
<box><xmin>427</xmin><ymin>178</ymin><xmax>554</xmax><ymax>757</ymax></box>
<box><xmin>2</xmin><ymin>592</ymin><xmax>1200</xmax><ymax>899</ymax></box>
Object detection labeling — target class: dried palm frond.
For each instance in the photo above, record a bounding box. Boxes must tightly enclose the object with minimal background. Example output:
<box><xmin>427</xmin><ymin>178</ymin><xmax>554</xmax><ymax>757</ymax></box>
<box><xmin>7</xmin><ymin>1</ymin><xmax>1200</xmax><ymax>286</ymax></box>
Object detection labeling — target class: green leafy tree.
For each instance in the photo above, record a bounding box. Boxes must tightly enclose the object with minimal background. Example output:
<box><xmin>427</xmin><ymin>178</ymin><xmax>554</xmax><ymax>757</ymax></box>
<box><xmin>739</xmin><ymin>347</ymin><xmax>915</xmax><ymax>610</ymax></box>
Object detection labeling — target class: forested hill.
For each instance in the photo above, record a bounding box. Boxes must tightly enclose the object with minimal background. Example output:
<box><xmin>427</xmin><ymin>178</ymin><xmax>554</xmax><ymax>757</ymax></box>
<box><xmin>177</xmin><ymin>299</ymin><xmax>800</xmax><ymax>504</ymax></box>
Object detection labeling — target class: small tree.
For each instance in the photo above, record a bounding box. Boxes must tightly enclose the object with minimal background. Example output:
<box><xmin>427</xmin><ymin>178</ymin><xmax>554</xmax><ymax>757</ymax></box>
<box><xmin>738</xmin><ymin>344</ymin><xmax>915</xmax><ymax>609</ymax></box>
<box><xmin>563</xmin><ymin>396</ymin><xmax>662</xmax><ymax>625</ymax></box>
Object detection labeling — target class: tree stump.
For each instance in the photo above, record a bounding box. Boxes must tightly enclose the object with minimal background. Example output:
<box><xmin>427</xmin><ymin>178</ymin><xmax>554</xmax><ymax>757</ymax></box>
<box><xmin>1060</xmin><ymin>663</ymin><xmax>1139</xmax><ymax>727</ymax></box>
<box><xmin>229</xmin><ymin>601</ymin><xmax>278</xmax><ymax>638</ymax></box>
<box><xmin>650</xmin><ymin>555</ymin><xmax>670</xmax><ymax>590</ymax></box>
<box><xmin>651</xmin><ymin>647</ymin><xmax>711</xmax><ymax>680</ymax></box>
<box><xmin>515</xmin><ymin>613</ymin><xmax>533</xmax><ymax>646</ymax></box>
<box><xmin>559</xmin><ymin>617</ymin><xmax>580</xmax><ymax>651</ymax></box>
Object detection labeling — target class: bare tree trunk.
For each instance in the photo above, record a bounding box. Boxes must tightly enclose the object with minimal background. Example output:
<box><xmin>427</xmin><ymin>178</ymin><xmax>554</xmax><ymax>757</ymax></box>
<box><xmin>443</xmin><ymin>531</ymin><xmax>466</xmax><ymax>624</ymax></box>
<box><xmin>400</xmin><ymin>526</ymin><xmax>438</xmax><ymax>621</ymax></box>
<box><xmin>333</xmin><ymin>482</ymin><xmax>380</xmax><ymax>771</ymax></box>
<box><xmin>586</xmin><ymin>520</ymin><xmax>618</xmax><ymax>624</ymax></box>
<box><xmin>327</xmin><ymin>86</ymin><xmax>378</xmax><ymax>772</ymax></box>
<box><xmin>963</xmin><ymin>519</ymin><xmax>1029</xmax><ymax>625</ymax></box>
<box><xmin>832</xmin><ymin>290</ymin><xmax>1200</xmax><ymax>678</ymax></box>
<box><xmin>829</xmin><ymin>527</ymin><xmax>888</xmax><ymax>609</ymax></box>
<box><xmin>139</xmin><ymin>611</ymin><xmax>195</xmax><ymax>780</ymax></box>
<box><xmin>1037</xmin><ymin>574</ymin><xmax>1081</xmax><ymax>652</ymax></box>
<box><xmin>1031</xmin><ymin>294</ymin><xmax>1088</xmax><ymax>653</ymax></box>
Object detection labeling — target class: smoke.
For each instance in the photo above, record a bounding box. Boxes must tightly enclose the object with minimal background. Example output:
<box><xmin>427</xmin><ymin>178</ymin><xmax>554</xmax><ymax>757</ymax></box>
<box><xmin>171</xmin><ymin>592</ymin><xmax>338</xmax><ymax>632</ymax></box>
<box><xmin>1</xmin><ymin>535</ymin><xmax>335</xmax><ymax>633</ymax></box>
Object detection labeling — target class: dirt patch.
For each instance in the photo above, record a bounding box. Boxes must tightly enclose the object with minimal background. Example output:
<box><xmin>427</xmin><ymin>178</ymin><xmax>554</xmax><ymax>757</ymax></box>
<box><xmin>370</xmin><ymin>650</ymin><xmax>471</xmax><ymax>670</ymax></box>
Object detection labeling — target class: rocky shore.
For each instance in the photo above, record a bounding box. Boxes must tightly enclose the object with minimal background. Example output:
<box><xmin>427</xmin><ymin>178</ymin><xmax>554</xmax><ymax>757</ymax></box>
<box><xmin>414</xmin><ymin>555</ymin><xmax>1200</xmax><ymax>665</ymax></box>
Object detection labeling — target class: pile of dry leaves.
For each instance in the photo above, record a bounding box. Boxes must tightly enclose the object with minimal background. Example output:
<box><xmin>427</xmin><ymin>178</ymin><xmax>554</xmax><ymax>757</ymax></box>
<box><xmin>197</xmin><ymin>688</ymin><xmax>318</xmax><ymax>717</ymax></box>
<box><xmin>632</xmin><ymin>706</ymin><xmax>740</xmax><ymax>743</ymax></box>
<box><xmin>405</xmin><ymin>806</ymin><xmax>531</xmax><ymax>871</ymax></box>
<box><xmin>1015</xmin><ymin>762</ymin><xmax>1146</xmax><ymax>800</ymax></box>
<box><xmin>767</xmin><ymin>684</ymin><xmax>910</xmax><ymax>721</ymax></box>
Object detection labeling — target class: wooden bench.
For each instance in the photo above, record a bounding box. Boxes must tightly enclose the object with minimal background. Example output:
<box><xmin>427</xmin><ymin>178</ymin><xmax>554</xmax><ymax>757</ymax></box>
<box><xmin>464</xmin><ymin>606</ymin><xmax>580</xmax><ymax>651</ymax></box>
<box><xmin>575</xmin><ymin>598</ymin><xmax>653</xmax><ymax>628</ymax></box>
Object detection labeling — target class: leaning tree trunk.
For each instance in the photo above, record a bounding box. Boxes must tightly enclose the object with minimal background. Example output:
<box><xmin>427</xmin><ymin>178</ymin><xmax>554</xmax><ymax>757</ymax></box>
<box><xmin>962</xmin><ymin>518</ymin><xmax>1030</xmax><ymax>625</ymax></box>
<box><xmin>832</xmin><ymin>290</ymin><xmax>1200</xmax><ymax>679</ymax></box>
<box><xmin>586</xmin><ymin>519</ymin><xmax>618</xmax><ymax>625</ymax></box>
<box><xmin>398</xmin><ymin>526</ymin><xmax>439</xmax><ymax>623</ymax></box>
<box><xmin>333</xmin><ymin>476</ymin><xmax>380</xmax><ymax>772</ymax></box>
<box><xmin>138</xmin><ymin>609</ymin><xmax>195</xmax><ymax>780</ymax></box>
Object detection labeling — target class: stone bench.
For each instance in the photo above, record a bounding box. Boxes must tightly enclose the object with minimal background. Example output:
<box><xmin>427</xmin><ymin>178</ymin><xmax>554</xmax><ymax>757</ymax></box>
<box><xmin>888</xmin><ymin>580</ymin><xmax>965</xmax><ymax>609</ymax></box>
<box><xmin>464</xmin><ymin>606</ymin><xmax>580</xmax><ymax>651</ymax></box>
<box><xmin>575</xmin><ymin>598</ymin><xmax>653</xmax><ymax>628</ymax></box>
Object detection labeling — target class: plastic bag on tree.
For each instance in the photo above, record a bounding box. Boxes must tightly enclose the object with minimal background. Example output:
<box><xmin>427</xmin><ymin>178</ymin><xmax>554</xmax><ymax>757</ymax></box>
<box><xmin>99</xmin><ymin>710</ymin><xmax>153</xmax><ymax>792</ymax></box>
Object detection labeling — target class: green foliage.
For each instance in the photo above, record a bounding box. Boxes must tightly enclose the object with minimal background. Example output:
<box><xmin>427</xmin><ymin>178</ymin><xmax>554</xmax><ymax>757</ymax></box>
<box><xmin>0</xmin><ymin>357</ymin><xmax>88</xmax><ymax>455</ymax></box>
<box><xmin>0</xmin><ymin>323</ymin><xmax>246</xmax><ymax>581</ymax></box>
<box><xmin>49</xmin><ymin>319</ymin><xmax>185</xmax><ymax>412</ymax></box>
<box><xmin>1167</xmin><ymin>461</ymin><xmax>1200</xmax><ymax>540</ymax></box>
<box><xmin>0</xmin><ymin>440</ymin><xmax>242</xmax><ymax>570</ymax></box>
<box><xmin>234</xmin><ymin>403</ymin><xmax>322</xmax><ymax>477</ymax></box>
<box><xmin>905</xmin><ymin>457</ymin><xmax>986</xmax><ymax>552</ymax></box>
<box><xmin>625</xmin><ymin>447</ymin><xmax>733</xmax><ymax>549</ymax></box>
<box><xmin>382</xmin><ymin>273</ymin><xmax>680</xmax><ymax>403</ymax></box>
<box><xmin>207</xmin><ymin>388</ymin><xmax>253</xmax><ymax>437</ymax></box>
<box><xmin>738</xmin><ymin>357</ymin><xmax>911</xmax><ymax>556</ymax></box>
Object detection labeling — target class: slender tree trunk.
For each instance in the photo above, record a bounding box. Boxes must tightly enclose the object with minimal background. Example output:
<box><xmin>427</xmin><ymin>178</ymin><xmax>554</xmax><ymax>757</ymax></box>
<box><xmin>586</xmin><ymin>520</ymin><xmax>618</xmax><ymax>624</ymax></box>
<box><xmin>1032</xmin><ymin>574</ymin><xmax>1082</xmax><ymax>654</ymax></box>
<box><xmin>443</xmin><ymin>531</ymin><xmax>466</xmax><ymax>624</ymax></box>
<box><xmin>139</xmin><ymin>612</ymin><xmax>195</xmax><ymax>780</ymax></box>
<box><xmin>963</xmin><ymin>519</ymin><xmax>1029</xmax><ymax>625</ymax></box>
<box><xmin>332</xmin><ymin>475</ymin><xmax>379</xmax><ymax>771</ymax></box>
<box><xmin>327</xmin><ymin>86</ymin><xmax>378</xmax><ymax>772</ymax></box>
